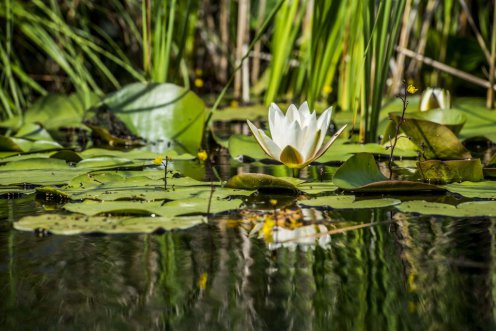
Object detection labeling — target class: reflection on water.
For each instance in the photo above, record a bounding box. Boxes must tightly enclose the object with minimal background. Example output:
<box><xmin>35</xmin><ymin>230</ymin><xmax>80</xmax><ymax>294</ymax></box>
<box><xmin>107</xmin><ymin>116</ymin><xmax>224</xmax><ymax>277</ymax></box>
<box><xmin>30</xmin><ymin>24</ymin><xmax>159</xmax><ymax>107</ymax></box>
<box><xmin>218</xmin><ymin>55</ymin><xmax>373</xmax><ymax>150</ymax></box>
<box><xmin>1</xmin><ymin>199</ymin><xmax>496</xmax><ymax>330</ymax></box>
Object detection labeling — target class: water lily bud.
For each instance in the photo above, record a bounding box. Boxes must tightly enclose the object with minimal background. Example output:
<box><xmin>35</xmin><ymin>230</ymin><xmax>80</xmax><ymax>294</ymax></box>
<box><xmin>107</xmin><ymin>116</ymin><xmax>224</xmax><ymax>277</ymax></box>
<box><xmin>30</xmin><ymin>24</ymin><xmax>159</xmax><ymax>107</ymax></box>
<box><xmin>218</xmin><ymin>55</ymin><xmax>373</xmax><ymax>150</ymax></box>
<box><xmin>419</xmin><ymin>88</ymin><xmax>451</xmax><ymax>111</ymax></box>
<box><xmin>247</xmin><ymin>102</ymin><xmax>346</xmax><ymax>169</ymax></box>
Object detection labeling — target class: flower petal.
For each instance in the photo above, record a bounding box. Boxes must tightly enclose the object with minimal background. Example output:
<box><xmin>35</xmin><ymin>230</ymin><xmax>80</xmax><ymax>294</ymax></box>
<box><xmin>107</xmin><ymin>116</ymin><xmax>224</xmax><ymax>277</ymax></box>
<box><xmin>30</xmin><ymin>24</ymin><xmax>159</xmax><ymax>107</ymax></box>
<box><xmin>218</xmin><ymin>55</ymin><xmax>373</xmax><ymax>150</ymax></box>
<box><xmin>259</xmin><ymin>130</ymin><xmax>282</xmax><ymax>159</ymax></box>
<box><xmin>279</xmin><ymin>145</ymin><xmax>305</xmax><ymax>168</ymax></box>
<box><xmin>286</xmin><ymin>104</ymin><xmax>300</xmax><ymax>124</ymax></box>
<box><xmin>313</xmin><ymin>125</ymin><xmax>347</xmax><ymax>160</ymax></box>
<box><xmin>302</xmin><ymin>129</ymin><xmax>322</xmax><ymax>161</ymax></box>
<box><xmin>247</xmin><ymin>120</ymin><xmax>272</xmax><ymax>157</ymax></box>
<box><xmin>315</xmin><ymin>108</ymin><xmax>331</xmax><ymax>150</ymax></box>
<box><xmin>269</xmin><ymin>103</ymin><xmax>285</xmax><ymax>145</ymax></box>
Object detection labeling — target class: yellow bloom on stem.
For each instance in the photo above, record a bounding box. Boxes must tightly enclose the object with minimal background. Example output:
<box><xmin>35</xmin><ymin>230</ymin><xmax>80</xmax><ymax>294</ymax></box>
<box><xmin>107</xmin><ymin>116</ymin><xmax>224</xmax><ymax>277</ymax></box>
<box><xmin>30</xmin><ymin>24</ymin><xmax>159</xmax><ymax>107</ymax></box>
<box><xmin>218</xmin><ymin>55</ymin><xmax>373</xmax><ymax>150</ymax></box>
<box><xmin>247</xmin><ymin>102</ymin><xmax>346</xmax><ymax>169</ymax></box>
<box><xmin>153</xmin><ymin>156</ymin><xmax>163</xmax><ymax>165</ymax></box>
<box><xmin>197</xmin><ymin>150</ymin><xmax>208</xmax><ymax>161</ymax></box>
<box><xmin>407</xmin><ymin>84</ymin><xmax>418</xmax><ymax>94</ymax></box>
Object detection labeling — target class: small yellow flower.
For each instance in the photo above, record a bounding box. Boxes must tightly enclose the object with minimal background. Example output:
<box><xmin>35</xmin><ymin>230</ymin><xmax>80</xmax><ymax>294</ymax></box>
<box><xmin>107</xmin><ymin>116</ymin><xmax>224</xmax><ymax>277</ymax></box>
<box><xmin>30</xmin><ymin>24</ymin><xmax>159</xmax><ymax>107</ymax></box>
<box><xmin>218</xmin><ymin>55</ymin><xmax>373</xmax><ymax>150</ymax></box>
<box><xmin>198</xmin><ymin>272</ymin><xmax>208</xmax><ymax>290</ymax></box>
<box><xmin>153</xmin><ymin>156</ymin><xmax>163</xmax><ymax>165</ymax></box>
<box><xmin>197</xmin><ymin>150</ymin><xmax>208</xmax><ymax>161</ymax></box>
<box><xmin>269</xmin><ymin>199</ymin><xmax>278</xmax><ymax>206</ymax></box>
<box><xmin>194</xmin><ymin>78</ymin><xmax>204</xmax><ymax>88</ymax></box>
<box><xmin>407</xmin><ymin>84</ymin><xmax>418</xmax><ymax>94</ymax></box>
<box><xmin>322</xmin><ymin>85</ymin><xmax>332</xmax><ymax>95</ymax></box>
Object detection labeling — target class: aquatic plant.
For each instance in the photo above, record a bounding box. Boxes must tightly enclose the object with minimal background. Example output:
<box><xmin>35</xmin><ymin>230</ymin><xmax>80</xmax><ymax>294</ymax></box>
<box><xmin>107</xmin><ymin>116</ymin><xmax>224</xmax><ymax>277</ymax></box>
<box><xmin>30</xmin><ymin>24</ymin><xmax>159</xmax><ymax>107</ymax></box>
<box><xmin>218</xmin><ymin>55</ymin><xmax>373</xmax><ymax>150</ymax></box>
<box><xmin>419</xmin><ymin>87</ymin><xmax>452</xmax><ymax>111</ymax></box>
<box><xmin>247</xmin><ymin>102</ymin><xmax>346</xmax><ymax>169</ymax></box>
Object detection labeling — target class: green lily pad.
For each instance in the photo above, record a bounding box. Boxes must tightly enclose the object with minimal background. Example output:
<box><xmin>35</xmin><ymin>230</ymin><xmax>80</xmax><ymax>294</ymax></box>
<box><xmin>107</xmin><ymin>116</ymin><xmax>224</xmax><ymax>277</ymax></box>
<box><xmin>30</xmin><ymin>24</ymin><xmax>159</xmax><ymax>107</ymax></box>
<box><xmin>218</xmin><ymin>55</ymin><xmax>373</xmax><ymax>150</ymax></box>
<box><xmin>333</xmin><ymin>153</ymin><xmax>443</xmax><ymax>192</ymax></box>
<box><xmin>417</xmin><ymin>159</ymin><xmax>483</xmax><ymax>184</ymax></box>
<box><xmin>0</xmin><ymin>158</ymin><xmax>70</xmax><ymax>170</ymax></box>
<box><xmin>14</xmin><ymin>123</ymin><xmax>55</xmax><ymax>141</ymax></box>
<box><xmin>226</xmin><ymin>173</ymin><xmax>299</xmax><ymax>192</ymax></box>
<box><xmin>0</xmin><ymin>169</ymin><xmax>88</xmax><ymax>186</ymax></box>
<box><xmin>14</xmin><ymin>214</ymin><xmax>204</xmax><ymax>235</ymax></box>
<box><xmin>228</xmin><ymin>135</ymin><xmax>269</xmax><ymax>160</ymax></box>
<box><xmin>24</xmin><ymin>92</ymin><xmax>99</xmax><ymax>130</ymax></box>
<box><xmin>389</xmin><ymin>113</ymin><xmax>471</xmax><ymax>160</ymax></box>
<box><xmin>0</xmin><ymin>136</ymin><xmax>62</xmax><ymax>153</ymax></box>
<box><xmin>75</xmin><ymin>157</ymin><xmax>139</xmax><ymax>169</ymax></box>
<box><xmin>98</xmin><ymin>83</ymin><xmax>205</xmax><ymax>154</ymax></box>
<box><xmin>297</xmin><ymin>181</ymin><xmax>338</xmax><ymax>194</ymax></box>
<box><xmin>396</xmin><ymin>200</ymin><xmax>496</xmax><ymax>217</ymax></box>
<box><xmin>444</xmin><ymin>181</ymin><xmax>496</xmax><ymax>199</ymax></box>
<box><xmin>37</xmin><ymin>175</ymin><xmax>252</xmax><ymax>201</ymax></box>
<box><xmin>300</xmin><ymin>195</ymin><xmax>401</xmax><ymax>209</ymax></box>
<box><xmin>389</xmin><ymin>108</ymin><xmax>467</xmax><ymax>134</ymax></box>
<box><xmin>63</xmin><ymin>196</ymin><xmax>243</xmax><ymax>216</ymax></box>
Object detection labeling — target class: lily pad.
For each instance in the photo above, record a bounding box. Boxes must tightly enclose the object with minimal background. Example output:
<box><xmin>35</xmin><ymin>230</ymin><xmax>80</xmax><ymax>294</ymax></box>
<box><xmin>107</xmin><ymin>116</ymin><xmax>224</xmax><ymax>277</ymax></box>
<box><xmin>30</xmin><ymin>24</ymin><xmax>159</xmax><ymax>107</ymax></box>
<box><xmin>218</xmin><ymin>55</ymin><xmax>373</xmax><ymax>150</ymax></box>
<box><xmin>24</xmin><ymin>92</ymin><xmax>99</xmax><ymax>130</ymax></box>
<box><xmin>14</xmin><ymin>123</ymin><xmax>55</xmax><ymax>141</ymax></box>
<box><xmin>396</xmin><ymin>200</ymin><xmax>496</xmax><ymax>217</ymax></box>
<box><xmin>98</xmin><ymin>83</ymin><xmax>205</xmax><ymax>154</ymax></box>
<box><xmin>63</xmin><ymin>196</ymin><xmax>243</xmax><ymax>216</ymax></box>
<box><xmin>226</xmin><ymin>173</ymin><xmax>299</xmax><ymax>192</ymax></box>
<box><xmin>389</xmin><ymin>108</ymin><xmax>467</xmax><ymax>134</ymax></box>
<box><xmin>300</xmin><ymin>195</ymin><xmax>401</xmax><ymax>209</ymax></box>
<box><xmin>14</xmin><ymin>214</ymin><xmax>204</xmax><ymax>235</ymax></box>
<box><xmin>228</xmin><ymin>135</ymin><xmax>269</xmax><ymax>160</ymax></box>
<box><xmin>417</xmin><ymin>159</ymin><xmax>483</xmax><ymax>184</ymax></box>
<box><xmin>389</xmin><ymin>113</ymin><xmax>471</xmax><ymax>160</ymax></box>
<box><xmin>444</xmin><ymin>181</ymin><xmax>496</xmax><ymax>199</ymax></box>
<box><xmin>297</xmin><ymin>181</ymin><xmax>338</xmax><ymax>194</ymax></box>
<box><xmin>333</xmin><ymin>153</ymin><xmax>443</xmax><ymax>192</ymax></box>
<box><xmin>0</xmin><ymin>136</ymin><xmax>62</xmax><ymax>153</ymax></box>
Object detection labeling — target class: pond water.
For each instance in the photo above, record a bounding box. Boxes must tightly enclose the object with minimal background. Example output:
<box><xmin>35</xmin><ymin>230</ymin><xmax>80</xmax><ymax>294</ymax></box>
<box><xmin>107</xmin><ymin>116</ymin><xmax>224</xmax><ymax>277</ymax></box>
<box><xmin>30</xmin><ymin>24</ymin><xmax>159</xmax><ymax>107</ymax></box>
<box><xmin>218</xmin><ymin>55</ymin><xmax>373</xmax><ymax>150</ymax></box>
<box><xmin>1</xmin><ymin>175</ymin><xmax>496</xmax><ymax>330</ymax></box>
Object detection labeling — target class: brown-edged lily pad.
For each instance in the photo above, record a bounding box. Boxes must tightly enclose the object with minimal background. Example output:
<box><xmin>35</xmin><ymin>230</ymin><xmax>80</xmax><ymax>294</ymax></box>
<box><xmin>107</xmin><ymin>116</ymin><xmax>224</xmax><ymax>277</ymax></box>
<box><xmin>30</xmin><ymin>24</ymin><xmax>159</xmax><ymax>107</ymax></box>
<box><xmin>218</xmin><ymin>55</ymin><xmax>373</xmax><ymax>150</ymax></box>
<box><xmin>417</xmin><ymin>159</ymin><xmax>483</xmax><ymax>184</ymax></box>
<box><xmin>226</xmin><ymin>173</ymin><xmax>300</xmax><ymax>193</ymax></box>
<box><xmin>389</xmin><ymin>113</ymin><xmax>471</xmax><ymax>160</ymax></box>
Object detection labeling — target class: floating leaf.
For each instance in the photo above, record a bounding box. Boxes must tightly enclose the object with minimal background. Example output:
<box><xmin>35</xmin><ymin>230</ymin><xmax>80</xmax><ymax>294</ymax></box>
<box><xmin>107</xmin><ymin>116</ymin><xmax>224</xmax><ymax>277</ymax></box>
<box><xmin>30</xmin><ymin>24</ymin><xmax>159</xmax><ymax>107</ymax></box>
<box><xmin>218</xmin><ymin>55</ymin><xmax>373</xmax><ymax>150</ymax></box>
<box><xmin>14</xmin><ymin>214</ymin><xmax>204</xmax><ymax>235</ymax></box>
<box><xmin>417</xmin><ymin>159</ymin><xmax>483</xmax><ymax>184</ymax></box>
<box><xmin>396</xmin><ymin>200</ymin><xmax>496</xmax><ymax>217</ymax></box>
<box><xmin>75</xmin><ymin>157</ymin><xmax>139</xmax><ymax>169</ymax></box>
<box><xmin>0</xmin><ymin>136</ymin><xmax>62</xmax><ymax>153</ymax></box>
<box><xmin>0</xmin><ymin>158</ymin><xmax>69</xmax><ymax>170</ymax></box>
<box><xmin>228</xmin><ymin>135</ymin><xmax>268</xmax><ymax>160</ymax></box>
<box><xmin>24</xmin><ymin>92</ymin><xmax>99</xmax><ymax>130</ymax></box>
<box><xmin>389</xmin><ymin>108</ymin><xmax>467</xmax><ymax>134</ymax></box>
<box><xmin>445</xmin><ymin>181</ymin><xmax>496</xmax><ymax>199</ymax></box>
<box><xmin>300</xmin><ymin>195</ymin><xmax>401</xmax><ymax>209</ymax></box>
<box><xmin>14</xmin><ymin>123</ymin><xmax>55</xmax><ymax>141</ymax></box>
<box><xmin>226</xmin><ymin>173</ymin><xmax>299</xmax><ymax>192</ymax></box>
<box><xmin>297</xmin><ymin>181</ymin><xmax>338</xmax><ymax>194</ymax></box>
<box><xmin>63</xmin><ymin>197</ymin><xmax>243</xmax><ymax>216</ymax></box>
<box><xmin>389</xmin><ymin>114</ymin><xmax>471</xmax><ymax>160</ymax></box>
<box><xmin>98</xmin><ymin>83</ymin><xmax>205</xmax><ymax>153</ymax></box>
<box><xmin>333</xmin><ymin>153</ymin><xmax>443</xmax><ymax>192</ymax></box>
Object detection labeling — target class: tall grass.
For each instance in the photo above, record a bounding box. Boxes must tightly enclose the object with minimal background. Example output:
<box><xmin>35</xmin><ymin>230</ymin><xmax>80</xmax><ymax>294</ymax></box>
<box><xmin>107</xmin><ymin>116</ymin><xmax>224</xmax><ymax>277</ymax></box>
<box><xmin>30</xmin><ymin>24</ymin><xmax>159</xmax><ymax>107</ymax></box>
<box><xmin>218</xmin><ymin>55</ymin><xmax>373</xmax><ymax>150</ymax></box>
<box><xmin>361</xmin><ymin>0</ymin><xmax>405</xmax><ymax>143</ymax></box>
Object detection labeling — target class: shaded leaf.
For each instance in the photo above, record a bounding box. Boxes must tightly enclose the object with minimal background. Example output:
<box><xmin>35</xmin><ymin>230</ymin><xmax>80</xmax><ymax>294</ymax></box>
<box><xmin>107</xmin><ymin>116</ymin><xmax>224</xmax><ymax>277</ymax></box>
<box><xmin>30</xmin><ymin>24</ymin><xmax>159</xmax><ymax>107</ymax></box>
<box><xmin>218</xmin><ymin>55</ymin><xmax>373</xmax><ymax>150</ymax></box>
<box><xmin>417</xmin><ymin>159</ymin><xmax>483</xmax><ymax>184</ymax></box>
<box><xmin>390</xmin><ymin>113</ymin><xmax>471</xmax><ymax>160</ymax></box>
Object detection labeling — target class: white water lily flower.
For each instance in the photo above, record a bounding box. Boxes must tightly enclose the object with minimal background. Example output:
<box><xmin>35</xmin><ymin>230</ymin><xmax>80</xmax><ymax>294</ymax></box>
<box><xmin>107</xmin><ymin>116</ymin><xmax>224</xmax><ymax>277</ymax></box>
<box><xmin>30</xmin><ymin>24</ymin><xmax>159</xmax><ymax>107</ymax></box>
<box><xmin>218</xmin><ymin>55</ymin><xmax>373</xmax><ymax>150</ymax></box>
<box><xmin>247</xmin><ymin>102</ymin><xmax>346</xmax><ymax>169</ymax></box>
<box><xmin>419</xmin><ymin>88</ymin><xmax>451</xmax><ymax>111</ymax></box>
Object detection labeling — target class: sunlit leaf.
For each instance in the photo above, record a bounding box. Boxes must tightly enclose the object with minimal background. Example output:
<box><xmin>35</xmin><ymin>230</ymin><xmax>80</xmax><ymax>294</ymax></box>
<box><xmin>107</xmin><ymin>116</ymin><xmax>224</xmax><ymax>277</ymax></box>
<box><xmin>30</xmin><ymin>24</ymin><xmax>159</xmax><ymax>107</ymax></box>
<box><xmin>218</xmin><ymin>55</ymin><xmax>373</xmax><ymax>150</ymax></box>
<box><xmin>15</xmin><ymin>214</ymin><xmax>204</xmax><ymax>235</ymax></box>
